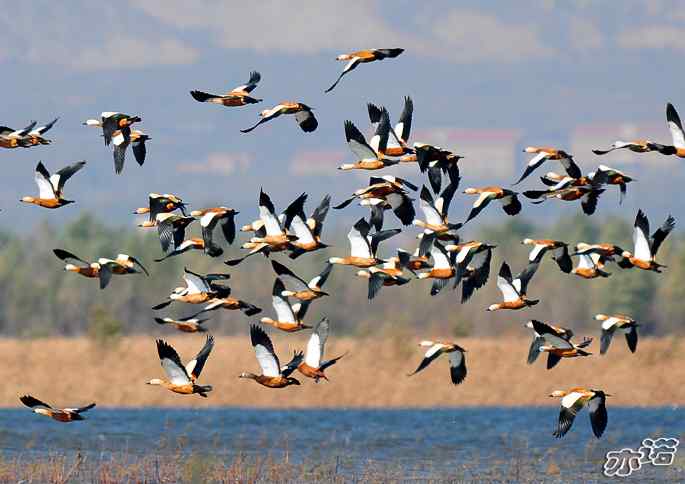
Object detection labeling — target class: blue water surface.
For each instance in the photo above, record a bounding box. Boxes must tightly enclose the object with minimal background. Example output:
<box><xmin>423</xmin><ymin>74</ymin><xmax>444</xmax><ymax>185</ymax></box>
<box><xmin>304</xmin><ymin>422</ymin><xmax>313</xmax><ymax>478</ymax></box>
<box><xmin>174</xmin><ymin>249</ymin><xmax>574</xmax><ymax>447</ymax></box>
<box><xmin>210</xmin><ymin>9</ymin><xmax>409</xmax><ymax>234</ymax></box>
<box><xmin>1</xmin><ymin>407</ymin><xmax>683</xmax><ymax>482</ymax></box>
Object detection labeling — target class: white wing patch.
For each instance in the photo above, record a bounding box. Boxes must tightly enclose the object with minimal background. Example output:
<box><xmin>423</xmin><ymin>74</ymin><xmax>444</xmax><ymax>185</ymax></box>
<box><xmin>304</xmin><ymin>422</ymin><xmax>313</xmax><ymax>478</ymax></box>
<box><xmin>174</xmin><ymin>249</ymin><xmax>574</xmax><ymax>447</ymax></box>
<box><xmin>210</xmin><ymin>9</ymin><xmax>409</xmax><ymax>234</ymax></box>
<box><xmin>497</xmin><ymin>275</ymin><xmax>520</xmax><ymax>302</ymax></box>
<box><xmin>420</xmin><ymin>199</ymin><xmax>443</xmax><ymax>226</ymax></box>
<box><xmin>200</xmin><ymin>212</ymin><xmax>219</xmax><ymax>227</ymax></box>
<box><xmin>473</xmin><ymin>192</ymin><xmax>492</xmax><ymax>208</ymax></box>
<box><xmin>430</xmin><ymin>244</ymin><xmax>450</xmax><ymax>270</ymax></box>
<box><xmin>528</xmin><ymin>244</ymin><xmax>547</xmax><ymax>262</ymax></box>
<box><xmin>272</xmin><ymin>295</ymin><xmax>296</xmax><ymax>322</ymax></box>
<box><xmin>601</xmin><ymin>317</ymin><xmax>619</xmax><ymax>330</ymax></box>
<box><xmin>576</xmin><ymin>254</ymin><xmax>595</xmax><ymax>270</ymax></box>
<box><xmin>669</xmin><ymin>120</ymin><xmax>685</xmax><ymax>149</ymax></box>
<box><xmin>259</xmin><ymin>206</ymin><xmax>283</xmax><ymax>236</ymax></box>
<box><xmin>35</xmin><ymin>171</ymin><xmax>56</xmax><ymax>199</ymax></box>
<box><xmin>289</xmin><ymin>216</ymin><xmax>315</xmax><ymax>245</ymax></box>
<box><xmin>348</xmin><ymin>229</ymin><xmax>371</xmax><ymax>258</ymax></box>
<box><xmin>456</xmin><ymin>246</ymin><xmax>472</xmax><ymax>264</ymax></box>
<box><xmin>184</xmin><ymin>272</ymin><xmax>209</xmax><ymax>294</ymax></box>
<box><xmin>527</xmin><ymin>151</ymin><xmax>548</xmax><ymax>167</ymax></box>
<box><xmin>305</xmin><ymin>332</ymin><xmax>323</xmax><ymax>368</ymax></box>
<box><xmin>255</xmin><ymin>344</ymin><xmax>280</xmax><ymax>377</ymax></box>
<box><xmin>424</xmin><ymin>343</ymin><xmax>445</xmax><ymax>359</ymax></box>
<box><xmin>633</xmin><ymin>223</ymin><xmax>652</xmax><ymax>261</ymax></box>
<box><xmin>161</xmin><ymin>358</ymin><xmax>191</xmax><ymax>386</ymax></box>
<box><xmin>561</xmin><ymin>391</ymin><xmax>584</xmax><ymax>409</ymax></box>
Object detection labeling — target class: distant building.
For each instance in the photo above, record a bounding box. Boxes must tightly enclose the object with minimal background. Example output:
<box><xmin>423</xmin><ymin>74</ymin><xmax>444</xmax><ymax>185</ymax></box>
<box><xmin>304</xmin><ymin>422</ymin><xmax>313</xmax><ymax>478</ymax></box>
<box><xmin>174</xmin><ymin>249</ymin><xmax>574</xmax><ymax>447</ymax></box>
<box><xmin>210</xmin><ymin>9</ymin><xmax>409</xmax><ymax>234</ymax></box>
<box><xmin>414</xmin><ymin>127</ymin><xmax>523</xmax><ymax>180</ymax></box>
<box><xmin>572</xmin><ymin>122</ymin><xmax>677</xmax><ymax>167</ymax></box>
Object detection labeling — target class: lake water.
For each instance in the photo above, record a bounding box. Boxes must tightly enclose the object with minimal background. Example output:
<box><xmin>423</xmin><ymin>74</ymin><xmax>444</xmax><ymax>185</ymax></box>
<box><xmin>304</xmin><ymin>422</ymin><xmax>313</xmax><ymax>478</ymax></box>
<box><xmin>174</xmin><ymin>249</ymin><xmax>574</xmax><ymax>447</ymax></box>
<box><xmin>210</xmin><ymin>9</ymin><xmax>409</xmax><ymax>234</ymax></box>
<box><xmin>1</xmin><ymin>407</ymin><xmax>683</xmax><ymax>482</ymax></box>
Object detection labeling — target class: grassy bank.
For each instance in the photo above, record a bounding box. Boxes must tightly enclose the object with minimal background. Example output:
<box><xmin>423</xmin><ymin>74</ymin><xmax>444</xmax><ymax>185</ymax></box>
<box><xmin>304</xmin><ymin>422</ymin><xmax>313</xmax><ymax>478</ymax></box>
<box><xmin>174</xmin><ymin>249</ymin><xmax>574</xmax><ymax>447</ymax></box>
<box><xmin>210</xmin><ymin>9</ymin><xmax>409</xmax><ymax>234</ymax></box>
<box><xmin>2</xmin><ymin>447</ymin><xmax>683</xmax><ymax>483</ymax></box>
<box><xmin>2</xmin><ymin>335</ymin><xmax>683</xmax><ymax>408</ymax></box>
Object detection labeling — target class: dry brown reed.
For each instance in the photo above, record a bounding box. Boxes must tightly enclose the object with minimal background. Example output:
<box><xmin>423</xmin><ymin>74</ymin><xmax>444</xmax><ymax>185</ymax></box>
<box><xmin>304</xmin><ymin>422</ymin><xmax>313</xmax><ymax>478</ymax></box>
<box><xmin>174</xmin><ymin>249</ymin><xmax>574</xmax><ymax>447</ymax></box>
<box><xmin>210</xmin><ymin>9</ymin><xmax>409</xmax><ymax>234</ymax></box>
<box><xmin>1</xmin><ymin>334</ymin><xmax>683</xmax><ymax>408</ymax></box>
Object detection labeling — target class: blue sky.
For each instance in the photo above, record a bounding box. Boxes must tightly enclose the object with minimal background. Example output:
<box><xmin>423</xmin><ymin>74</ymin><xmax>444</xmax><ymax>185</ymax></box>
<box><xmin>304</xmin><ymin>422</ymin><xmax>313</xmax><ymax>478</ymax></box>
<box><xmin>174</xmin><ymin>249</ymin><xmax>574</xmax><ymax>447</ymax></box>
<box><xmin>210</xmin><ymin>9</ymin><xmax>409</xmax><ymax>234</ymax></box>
<box><xmin>1</xmin><ymin>0</ymin><xmax>683</xmax><ymax>230</ymax></box>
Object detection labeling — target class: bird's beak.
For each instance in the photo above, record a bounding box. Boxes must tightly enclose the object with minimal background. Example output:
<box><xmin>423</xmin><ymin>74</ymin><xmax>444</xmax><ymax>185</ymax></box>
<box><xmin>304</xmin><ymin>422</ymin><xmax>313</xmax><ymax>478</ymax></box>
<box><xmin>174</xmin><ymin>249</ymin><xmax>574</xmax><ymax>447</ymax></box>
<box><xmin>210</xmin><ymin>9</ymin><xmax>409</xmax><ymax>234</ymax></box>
<box><xmin>605</xmin><ymin>393</ymin><xmax>613</xmax><ymax>397</ymax></box>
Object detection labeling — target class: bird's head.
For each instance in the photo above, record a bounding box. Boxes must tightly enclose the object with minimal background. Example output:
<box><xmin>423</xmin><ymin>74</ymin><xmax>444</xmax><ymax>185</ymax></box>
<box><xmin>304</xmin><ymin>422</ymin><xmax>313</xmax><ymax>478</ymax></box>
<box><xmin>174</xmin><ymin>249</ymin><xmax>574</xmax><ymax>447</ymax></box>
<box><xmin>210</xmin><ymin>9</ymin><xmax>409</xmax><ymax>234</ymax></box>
<box><xmin>548</xmin><ymin>390</ymin><xmax>567</xmax><ymax>398</ymax></box>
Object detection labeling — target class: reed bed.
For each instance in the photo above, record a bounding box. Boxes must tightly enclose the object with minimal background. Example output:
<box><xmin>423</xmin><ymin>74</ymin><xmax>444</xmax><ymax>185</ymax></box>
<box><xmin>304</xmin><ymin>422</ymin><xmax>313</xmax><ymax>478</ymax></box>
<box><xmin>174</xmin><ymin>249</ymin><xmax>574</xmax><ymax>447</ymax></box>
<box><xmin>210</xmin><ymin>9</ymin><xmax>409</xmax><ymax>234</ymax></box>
<box><xmin>1</xmin><ymin>335</ymin><xmax>683</xmax><ymax>407</ymax></box>
<box><xmin>2</xmin><ymin>440</ymin><xmax>682</xmax><ymax>483</ymax></box>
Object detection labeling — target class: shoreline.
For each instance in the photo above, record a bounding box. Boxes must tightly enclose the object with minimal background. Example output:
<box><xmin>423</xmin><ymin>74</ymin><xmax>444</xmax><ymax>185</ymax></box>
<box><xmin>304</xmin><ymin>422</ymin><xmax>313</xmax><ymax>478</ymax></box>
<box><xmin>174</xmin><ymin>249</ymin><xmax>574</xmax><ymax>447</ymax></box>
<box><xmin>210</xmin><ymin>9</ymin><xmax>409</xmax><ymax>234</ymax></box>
<box><xmin>4</xmin><ymin>335</ymin><xmax>684</xmax><ymax>408</ymax></box>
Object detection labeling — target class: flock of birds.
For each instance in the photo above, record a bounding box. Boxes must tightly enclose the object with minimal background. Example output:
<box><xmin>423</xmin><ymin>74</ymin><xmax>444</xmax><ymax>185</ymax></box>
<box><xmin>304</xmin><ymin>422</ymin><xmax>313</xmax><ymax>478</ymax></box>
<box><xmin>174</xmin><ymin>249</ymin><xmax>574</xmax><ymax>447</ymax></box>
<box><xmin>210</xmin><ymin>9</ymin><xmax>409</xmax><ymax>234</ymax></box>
<box><xmin>7</xmin><ymin>48</ymin><xmax>680</xmax><ymax>439</ymax></box>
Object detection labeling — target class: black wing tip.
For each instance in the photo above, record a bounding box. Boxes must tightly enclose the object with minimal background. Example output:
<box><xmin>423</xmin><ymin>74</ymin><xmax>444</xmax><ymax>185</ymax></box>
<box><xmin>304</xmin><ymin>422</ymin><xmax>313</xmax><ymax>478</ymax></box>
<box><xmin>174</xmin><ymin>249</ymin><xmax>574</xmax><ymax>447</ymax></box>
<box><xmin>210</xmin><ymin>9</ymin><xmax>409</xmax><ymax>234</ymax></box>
<box><xmin>156</xmin><ymin>338</ymin><xmax>176</xmax><ymax>357</ymax></box>
<box><xmin>20</xmin><ymin>395</ymin><xmax>49</xmax><ymax>408</ymax></box>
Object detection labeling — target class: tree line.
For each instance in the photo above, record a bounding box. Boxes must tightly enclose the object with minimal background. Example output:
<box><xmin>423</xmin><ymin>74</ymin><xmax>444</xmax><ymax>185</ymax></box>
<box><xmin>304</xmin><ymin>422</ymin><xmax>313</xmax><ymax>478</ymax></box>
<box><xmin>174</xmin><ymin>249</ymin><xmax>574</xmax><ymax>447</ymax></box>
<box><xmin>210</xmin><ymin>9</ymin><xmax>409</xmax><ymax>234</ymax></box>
<box><xmin>0</xmin><ymin>212</ymin><xmax>681</xmax><ymax>338</ymax></box>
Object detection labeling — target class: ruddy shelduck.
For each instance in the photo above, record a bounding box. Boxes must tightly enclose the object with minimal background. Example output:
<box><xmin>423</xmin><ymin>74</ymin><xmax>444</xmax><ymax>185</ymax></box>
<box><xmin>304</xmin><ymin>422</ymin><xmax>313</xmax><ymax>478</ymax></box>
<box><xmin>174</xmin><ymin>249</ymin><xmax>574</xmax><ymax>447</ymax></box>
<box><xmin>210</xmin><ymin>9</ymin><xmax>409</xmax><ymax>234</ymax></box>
<box><xmin>225</xmin><ymin>190</ymin><xmax>297</xmax><ymax>266</ymax></box>
<box><xmin>572</xmin><ymin>253</ymin><xmax>610</xmax><ymax>279</ymax></box>
<box><xmin>334</xmin><ymin>175</ymin><xmax>417</xmax><ymax>230</ymax></box>
<box><xmin>148</xmin><ymin>335</ymin><xmax>215</xmax><ymax>397</ymax></box>
<box><xmin>413</xmin><ymin>143</ymin><xmax>463</xmax><ymax>193</ymax></box>
<box><xmin>260</xmin><ymin>278</ymin><xmax>312</xmax><ymax>332</ymax></box>
<box><xmin>523</xmin><ymin>184</ymin><xmax>605</xmax><ymax>215</ymax></box>
<box><xmin>154</xmin><ymin>238</ymin><xmax>207</xmax><ymax>262</ymax></box>
<box><xmin>589</xmin><ymin>165</ymin><xmax>634</xmax><ymax>204</ymax></box>
<box><xmin>55</xmin><ymin>249</ymin><xmax>148</xmax><ymax>289</ymax></box>
<box><xmin>417</xmin><ymin>235</ymin><xmax>456</xmax><ymax>296</ymax></box>
<box><xmin>112</xmin><ymin>127</ymin><xmax>149</xmax><ymax>174</ymax></box>
<box><xmin>240</xmin><ymin>325</ymin><xmax>302</xmax><ymax>388</ymax></box>
<box><xmin>339</xmin><ymin>110</ymin><xmax>396</xmax><ymax>171</ymax></box>
<box><xmin>593</xmin><ymin>140</ymin><xmax>654</xmax><ymax>156</ymax></box>
<box><xmin>325</xmin><ymin>48</ymin><xmax>404</xmax><ymax>93</ymax></box>
<box><xmin>548</xmin><ymin>387</ymin><xmax>609</xmax><ymax>438</ymax></box>
<box><xmin>408</xmin><ymin>340</ymin><xmax>467</xmax><ymax>385</ymax></box>
<box><xmin>21</xmin><ymin>160</ymin><xmax>86</xmax><ymax>209</ymax></box>
<box><xmin>297</xmin><ymin>318</ymin><xmax>346</xmax><ymax>382</ymax></box>
<box><xmin>515</xmin><ymin>146</ymin><xmax>581</xmax><ymax>185</ymax></box>
<box><xmin>356</xmin><ymin>250</ymin><xmax>413</xmax><ymax>300</ymax></box>
<box><xmin>187</xmin><ymin>206</ymin><xmax>237</xmax><ymax>258</ymax></box>
<box><xmin>524</xmin><ymin>320</ymin><xmax>574</xmax><ymax>365</ymax></box>
<box><xmin>97</xmin><ymin>254</ymin><xmax>149</xmax><ymax>288</ymax></box>
<box><xmin>617</xmin><ymin>209</ymin><xmax>675</xmax><ymax>272</ymax></box>
<box><xmin>152</xmin><ymin>268</ymin><xmax>230</xmax><ymax>310</ymax></box>
<box><xmin>445</xmin><ymin>241</ymin><xmax>495</xmax><ymax>302</ymax></box>
<box><xmin>528</xmin><ymin>320</ymin><xmax>591</xmax><ymax>369</ymax></box>
<box><xmin>414</xmin><ymin>183</ymin><xmax>461</xmax><ymax>240</ymax></box>
<box><xmin>190</xmin><ymin>71</ymin><xmax>262</xmax><ymax>106</ymax></box>
<box><xmin>328</xmin><ymin>217</ymin><xmax>400</xmax><ymax>268</ymax></box>
<box><xmin>271</xmin><ymin>260</ymin><xmax>332</xmax><ymax>302</ymax></box>
<box><xmin>135</xmin><ymin>193</ymin><xmax>187</xmax><ymax>227</ymax></box>
<box><xmin>0</xmin><ymin>121</ymin><xmax>37</xmax><ymax>148</ymax></box>
<box><xmin>20</xmin><ymin>395</ymin><xmax>95</xmax><ymax>422</ymax></box>
<box><xmin>463</xmin><ymin>186</ymin><xmax>521</xmax><ymax>224</ymax></box>
<box><xmin>596</xmin><ymin>314</ymin><xmax>639</xmax><ymax>354</ymax></box>
<box><xmin>241</xmin><ymin>102</ymin><xmax>317</xmax><ymax>133</ymax></box>
<box><xmin>154</xmin><ymin>316</ymin><xmax>210</xmax><ymax>333</ymax></box>
<box><xmin>282</xmin><ymin>193</ymin><xmax>330</xmax><ymax>258</ymax></box>
<box><xmin>84</xmin><ymin>112</ymin><xmax>141</xmax><ymax>146</ymax></box>
<box><xmin>156</xmin><ymin>213</ymin><xmax>196</xmax><ymax>255</ymax></box>
<box><xmin>487</xmin><ymin>261</ymin><xmax>539</xmax><ymax>311</ymax></box>
<box><xmin>522</xmin><ymin>238</ymin><xmax>572</xmax><ymax>273</ymax></box>
<box><xmin>367</xmin><ymin>97</ymin><xmax>414</xmax><ymax>157</ymax></box>
<box><xmin>17</xmin><ymin>118</ymin><xmax>59</xmax><ymax>148</ymax></box>
<box><xmin>647</xmin><ymin>103</ymin><xmax>685</xmax><ymax>158</ymax></box>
